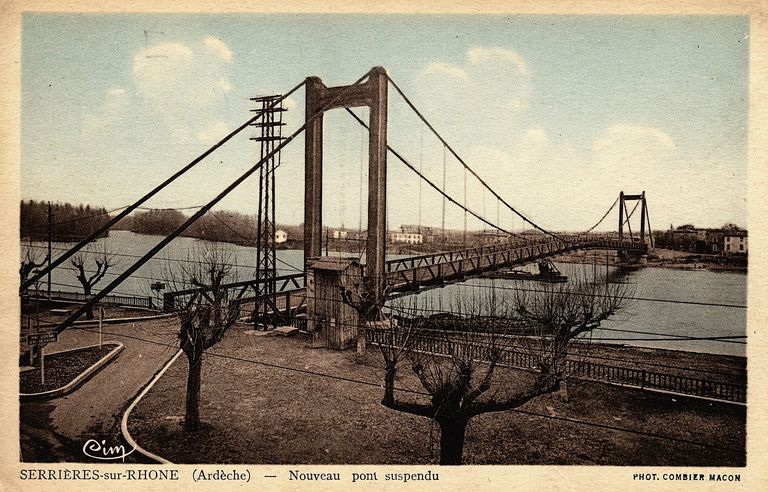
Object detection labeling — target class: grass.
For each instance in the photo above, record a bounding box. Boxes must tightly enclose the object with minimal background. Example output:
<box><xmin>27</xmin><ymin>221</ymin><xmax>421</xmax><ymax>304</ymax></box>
<box><xmin>20</xmin><ymin>344</ymin><xmax>117</xmax><ymax>394</ymax></box>
<box><xmin>128</xmin><ymin>327</ymin><xmax>745</xmax><ymax>466</ymax></box>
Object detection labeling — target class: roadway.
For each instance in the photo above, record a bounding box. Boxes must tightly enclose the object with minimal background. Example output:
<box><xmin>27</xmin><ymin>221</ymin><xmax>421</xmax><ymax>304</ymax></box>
<box><xmin>20</xmin><ymin>316</ymin><xmax>179</xmax><ymax>463</ymax></box>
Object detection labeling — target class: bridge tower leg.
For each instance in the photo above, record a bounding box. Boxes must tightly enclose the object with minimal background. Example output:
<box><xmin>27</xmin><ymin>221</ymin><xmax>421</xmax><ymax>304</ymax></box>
<box><xmin>618</xmin><ymin>191</ymin><xmax>624</xmax><ymax>242</ymax></box>
<box><xmin>366</xmin><ymin>69</ymin><xmax>388</xmax><ymax>306</ymax></box>
<box><xmin>640</xmin><ymin>190</ymin><xmax>646</xmax><ymax>246</ymax></box>
<box><xmin>304</xmin><ymin>77</ymin><xmax>325</xmax><ymax>265</ymax></box>
<box><xmin>304</xmin><ymin>67</ymin><xmax>389</xmax><ymax>319</ymax></box>
<box><xmin>617</xmin><ymin>190</ymin><xmax>650</xmax><ymax>265</ymax></box>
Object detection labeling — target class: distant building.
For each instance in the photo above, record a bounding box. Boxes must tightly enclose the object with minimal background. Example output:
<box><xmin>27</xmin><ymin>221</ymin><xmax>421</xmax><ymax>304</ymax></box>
<box><xmin>474</xmin><ymin>229</ymin><xmax>509</xmax><ymax>246</ymax></box>
<box><xmin>667</xmin><ymin>227</ymin><xmax>717</xmax><ymax>254</ymax></box>
<box><xmin>519</xmin><ymin>229</ymin><xmax>546</xmax><ymax>239</ymax></box>
<box><xmin>330</xmin><ymin>229</ymin><xmax>350</xmax><ymax>239</ymax></box>
<box><xmin>724</xmin><ymin>231</ymin><xmax>748</xmax><ymax>255</ymax></box>
<box><xmin>389</xmin><ymin>231</ymin><xmax>423</xmax><ymax>244</ymax></box>
<box><xmin>329</xmin><ymin>228</ymin><xmax>367</xmax><ymax>241</ymax></box>
<box><xmin>400</xmin><ymin>224</ymin><xmax>435</xmax><ymax>235</ymax></box>
<box><xmin>275</xmin><ymin>229</ymin><xmax>288</xmax><ymax>244</ymax></box>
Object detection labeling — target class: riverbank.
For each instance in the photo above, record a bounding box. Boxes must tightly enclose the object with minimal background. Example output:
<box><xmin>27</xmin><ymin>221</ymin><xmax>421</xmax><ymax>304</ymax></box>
<box><xmin>127</xmin><ymin>326</ymin><xmax>746</xmax><ymax>465</ymax></box>
<box><xmin>553</xmin><ymin>248</ymin><xmax>747</xmax><ymax>273</ymax></box>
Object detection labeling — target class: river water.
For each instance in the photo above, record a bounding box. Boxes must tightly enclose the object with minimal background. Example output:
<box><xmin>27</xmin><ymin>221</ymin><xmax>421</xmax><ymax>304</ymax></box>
<box><xmin>24</xmin><ymin>230</ymin><xmax>746</xmax><ymax>357</ymax></box>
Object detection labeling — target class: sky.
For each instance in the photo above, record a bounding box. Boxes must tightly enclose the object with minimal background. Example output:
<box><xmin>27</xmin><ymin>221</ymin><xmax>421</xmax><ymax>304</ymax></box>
<box><xmin>20</xmin><ymin>13</ymin><xmax>750</xmax><ymax>233</ymax></box>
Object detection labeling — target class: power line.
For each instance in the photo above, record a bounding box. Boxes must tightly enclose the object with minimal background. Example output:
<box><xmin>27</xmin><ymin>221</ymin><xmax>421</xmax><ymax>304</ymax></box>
<box><xmin>26</xmin><ymin>240</ymin><xmax>302</xmax><ymax>274</ymax></box>
<box><xmin>52</xmin><ymin>71</ymin><xmax>375</xmax><ymax>333</ymax></box>
<box><xmin>382</xmin><ymin>301</ymin><xmax>746</xmax><ymax>346</ymax></box>
<box><xmin>587</xmin><ymin>336</ymin><xmax>745</xmax><ymax>344</ymax></box>
<box><xmin>68</xmin><ymin>322</ymin><xmax>742</xmax><ymax>454</ymax></box>
<box><xmin>508</xmin><ymin>408</ymin><xmax>740</xmax><ymax>453</ymax></box>
<box><xmin>21</xmin><ymin>79</ymin><xmax>307</xmax><ymax>293</ymax></box>
<box><xmin>594</xmin><ymin>326</ymin><xmax>746</xmax><ymax>343</ymax></box>
<box><xmin>30</xmin><ymin>250</ymin><xmax>746</xmax><ymax>311</ymax></box>
<box><xmin>26</xmin><ymin>279</ymin><xmax>144</xmax><ymax>298</ymax></box>
<box><xmin>135</xmin><ymin>205</ymin><xmax>205</xmax><ymax>211</ymax></box>
<box><xmin>207</xmin><ymin>211</ymin><xmax>303</xmax><ymax>272</ymax></box>
<box><xmin>456</xmin><ymin>281</ymin><xmax>747</xmax><ymax>309</ymax></box>
<box><xmin>21</xmin><ymin>204</ymin><xmax>131</xmax><ymax>232</ymax></box>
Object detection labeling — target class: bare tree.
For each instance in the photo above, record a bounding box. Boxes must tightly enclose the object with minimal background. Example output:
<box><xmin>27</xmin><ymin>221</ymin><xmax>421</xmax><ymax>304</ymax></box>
<box><xmin>166</xmin><ymin>243</ymin><xmax>240</xmax><ymax>432</ymax></box>
<box><xmin>376</xmin><ymin>274</ymin><xmax>632</xmax><ymax>465</ymax></box>
<box><xmin>70</xmin><ymin>244</ymin><xmax>117</xmax><ymax>320</ymax></box>
<box><xmin>20</xmin><ymin>243</ymin><xmax>48</xmax><ymax>289</ymax></box>
<box><xmin>341</xmin><ymin>276</ymin><xmax>391</xmax><ymax>362</ymax></box>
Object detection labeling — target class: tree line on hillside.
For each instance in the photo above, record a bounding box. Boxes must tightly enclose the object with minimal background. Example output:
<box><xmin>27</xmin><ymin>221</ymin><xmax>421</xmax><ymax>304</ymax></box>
<box><xmin>21</xmin><ymin>199</ymin><xmax>305</xmax><ymax>246</ymax></box>
<box><xmin>116</xmin><ymin>208</ymin><xmax>303</xmax><ymax>246</ymax></box>
<box><xmin>20</xmin><ymin>200</ymin><xmax>111</xmax><ymax>242</ymax></box>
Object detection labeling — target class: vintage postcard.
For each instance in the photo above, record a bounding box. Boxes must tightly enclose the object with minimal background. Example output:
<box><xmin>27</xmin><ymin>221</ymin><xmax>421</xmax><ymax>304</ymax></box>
<box><xmin>1</xmin><ymin>0</ymin><xmax>767</xmax><ymax>490</ymax></box>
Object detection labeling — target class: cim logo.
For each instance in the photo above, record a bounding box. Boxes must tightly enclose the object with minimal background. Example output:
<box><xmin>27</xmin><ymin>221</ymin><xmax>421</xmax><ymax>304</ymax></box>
<box><xmin>82</xmin><ymin>439</ymin><xmax>135</xmax><ymax>462</ymax></box>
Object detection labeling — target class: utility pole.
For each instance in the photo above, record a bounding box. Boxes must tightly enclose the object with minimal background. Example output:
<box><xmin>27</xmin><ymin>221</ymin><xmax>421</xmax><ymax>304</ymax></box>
<box><xmin>639</xmin><ymin>191</ymin><xmax>646</xmax><ymax>246</ymax></box>
<box><xmin>441</xmin><ymin>146</ymin><xmax>446</xmax><ymax>242</ymax></box>
<box><xmin>47</xmin><ymin>201</ymin><xmax>52</xmax><ymax>299</ymax></box>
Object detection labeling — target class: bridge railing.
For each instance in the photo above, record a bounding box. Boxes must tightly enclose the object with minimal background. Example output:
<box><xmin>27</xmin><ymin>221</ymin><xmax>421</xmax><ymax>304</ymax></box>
<box><xmin>384</xmin><ymin>235</ymin><xmax>646</xmax><ymax>292</ymax></box>
<box><xmin>162</xmin><ymin>272</ymin><xmax>305</xmax><ymax>312</ymax></box>
<box><xmin>159</xmin><ymin>235</ymin><xmax>647</xmax><ymax>312</ymax></box>
<box><xmin>385</xmin><ymin>234</ymin><xmax>644</xmax><ymax>274</ymax></box>
<box><xmin>366</xmin><ymin>328</ymin><xmax>745</xmax><ymax>403</ymax></box>
<box><xmin>26</xmin><ymin>288</ymin><xmax>156</xmax><ymax>310</ymax></box>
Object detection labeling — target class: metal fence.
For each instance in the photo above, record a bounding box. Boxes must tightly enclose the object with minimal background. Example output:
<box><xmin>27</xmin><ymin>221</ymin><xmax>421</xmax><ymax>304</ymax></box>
<box><xmin>26</xmin><ymin>289</ymin><xmax>156</xmax><ymax>310</ymax></box>
<box><xmin>366</xmin><ymin>328</ymin><xmax>746</xmax><ymax>403</ymax></box>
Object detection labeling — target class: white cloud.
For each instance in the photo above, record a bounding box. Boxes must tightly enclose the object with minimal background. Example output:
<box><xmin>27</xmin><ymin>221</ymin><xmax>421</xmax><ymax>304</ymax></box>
<box><xmin>507</xmin><ymin>96</ymin><xmax>526</xmax><ymax>112</ymax></box>
<box><xmin>196</xmin><ymin>121</ymin><xmax>231</xmax><ymax>145</ymax></box>
<box><xmin>511</xmin><ymin>127</ymin><xmax>549</xmax><ymax>166</ymax></box>
<box><xmin>217</xmin><ymin>77</ymin><xmax>232</xmax><ymax>92</ymax></box>
<box><xmin>132</xmin><ymin>38</ymin><xmax>234</xmax><ymax>105</ymax></box>
<box><xmin>203</xmin><ymin>36</ymin><xmax>233</xmax><ymax>62</ymax></box>
<box><xmin>105</xmin><ymin>88</ymin><xmax>128</xmax><ymax>106</ymax></box>
<box><xmin>467</xmin><ymin>47</ymin><xmax>528</xmax><ymax>77</ymax></box>
<box><xmin>586</xmin><ymin>124</ymin><xmax>679</xmax><ymax>227</ymax></box>
<box><xmin>127</xmin><ymin>37</ymin><xmax>236</xmax><ymax>141</ymax></box>
<box><xmin>424</xmin><ymin>62</ymin><xmax>468</xmax><ymax>80</ymax></box>
<box><xmin>415</xmin><ymin>46</ymin><xmax>531</xmax><ymax>148</ymax></box>
<box><xmin>283</xmin><ymin>96</ymin><xmax>298</xmax><ymax>110</ymax></box>
<box><xmin>593</xmin><ymin>124</ymin><xmax>675</xmax><ymax>154</ymax></box>
<box><xmin>132</xmin><ymin>42</ymin><xmax>194</xmax><ymax>96</ymax></box>
<box><xmin>83</xmin><ymin>87</ymin><xmax>130</xmax><ymax>135</ymax></box>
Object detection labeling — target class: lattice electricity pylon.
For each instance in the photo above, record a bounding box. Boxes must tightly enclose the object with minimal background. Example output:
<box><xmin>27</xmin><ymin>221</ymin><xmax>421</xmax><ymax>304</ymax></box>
<box><xmin>249</xmin><ymin>95</ymin><xmax>287</xmax><ymax>329</ymax></box>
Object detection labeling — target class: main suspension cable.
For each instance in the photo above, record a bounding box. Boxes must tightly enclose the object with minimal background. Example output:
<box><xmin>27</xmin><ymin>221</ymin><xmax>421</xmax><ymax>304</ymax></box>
<box><xmin>52</xmin><ymin>72</ymin><xmax>373</xmax><ymax>333</ymax></box>
<box><xmin>584</xmin><ymin>196</ymin><xmax>619</xmax><ymax>234</ymax></box>
<box><xmin>386</xmin><ymin>74</ymin><xmax>562</xmax><ymax>240</ymax></box>
<box><xmin>344</xmin><ymin>108</ymin><xmax>525</xmax><ymax>239</ymax></box>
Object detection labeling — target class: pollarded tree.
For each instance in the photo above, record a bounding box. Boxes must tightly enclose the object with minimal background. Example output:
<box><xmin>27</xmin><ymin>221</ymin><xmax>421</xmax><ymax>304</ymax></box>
<box><xmin>341</xmin><ymin>276</ymin><xmax>392</xmax><ymax>362</ymax></box>
<box><xmin>377</xmin><ymin>274</ymin><xmax>632</xmax><ymax>465</ymax></box>
<box><xmin>167</xmin><ymin>243</ymin><xmax>240</xmax><ymax>432</ymax></box>
<box><xmin>20</xmin><ymin>243</ymin><xmax>48</xmax><ymax>288</ymax></box>
<box><xmin>70</xmin><ymin>244</ymin><xmax>117</xmax><ymax>319</ymax></box>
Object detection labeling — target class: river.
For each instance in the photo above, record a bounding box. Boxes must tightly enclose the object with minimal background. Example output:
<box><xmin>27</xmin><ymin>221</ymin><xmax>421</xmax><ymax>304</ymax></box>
<box><xmin>23</xmin><ymin>230</ymin><xmax>746</xmax><ymax>357</ymax></box>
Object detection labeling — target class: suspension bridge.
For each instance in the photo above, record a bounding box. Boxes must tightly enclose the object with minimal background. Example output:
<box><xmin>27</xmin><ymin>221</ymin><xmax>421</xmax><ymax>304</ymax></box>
<box><xmin>21</xmin><ymin>67</ymin><xmax>653</xmax><ymax>336</ymax></box>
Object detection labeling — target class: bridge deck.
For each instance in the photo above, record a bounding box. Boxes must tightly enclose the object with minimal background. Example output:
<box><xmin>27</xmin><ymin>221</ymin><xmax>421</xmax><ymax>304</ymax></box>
<box><xmin>163</xmin><ymin>235</ymin><xmax>646</xmax><ymax>313</ymax></box>
<box><xmin>385</xmin><ymin>235</ymin><xmax>645</xmax><ymax>293</ymax></box>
